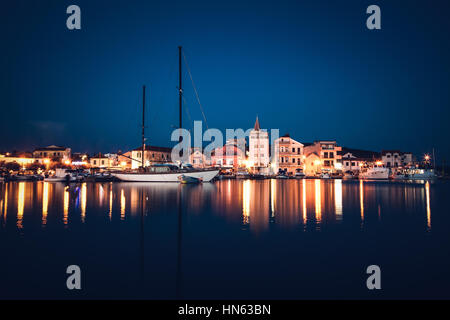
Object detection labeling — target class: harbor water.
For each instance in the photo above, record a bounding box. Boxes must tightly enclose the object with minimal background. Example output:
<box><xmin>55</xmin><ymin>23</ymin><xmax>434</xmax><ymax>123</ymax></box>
<box><xmin>0</xmin><ymin>179</ymin><xmax>449</xmax><ymax>299</ymax></box>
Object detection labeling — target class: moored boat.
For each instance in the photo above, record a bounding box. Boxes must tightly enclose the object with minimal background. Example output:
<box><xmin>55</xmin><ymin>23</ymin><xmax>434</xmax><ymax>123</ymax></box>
<box><xmin>392</xmin><ymin>168</ymin><xmax>437</xmax><ymax>180</ymax></box>
<box><xmin>178</xmin><ymin>174</ymin><xmax>202</xmax><ymax>184</ymax></box>
<box><xmin>294</xmin><ymin>169</ymin><xmax>306</xmax><ymax>179</ymax></box>
<box><xmin>359</xmin><ymin>167</ymin><xmax>389</xmax><ymax>180</ymax></box>
<box><xmin>343</xmin><ymin>170</ymin><xmax>357</xmax><ymax>180</ymax></box>
<box><xmin>88</xmin><ymin>172</ymin><xmax>117</xmax><ymax>182</ymax></box>
<box><xmin>15</xmin><ymin>174</ymin><xmax>38</xmax><ymax>181</ymax></box>
<box><xmin>236</xmin><ymin>169</ymin><xmax>250</xmax><ymax>179</ymax></box>
<box><xmin>250</xmin><ymin>173</ymin><xmax>265</xmax><ymax>180</ymax></box>
<box><xmin>113</xmin><ymin>166</ymin><xmax>219</xmax><ymax>182</ymax></box>
<box><xmin>343</xmin><ymin>170</ymin><xmax>353</xmax><ymax>179</ymax></box>
<box><xmin>320</xmin><ymin>172</ymin><xmax>331</xmax><ymax>179</ymax></box>
<box><xmin>45</xmin><ymin>169</ymin><xmax>83</xmax><ymax>182</ymax></box>
<box><xmin>111</xmin><ymin>47</ymin><xmax>219</xmax><ymax>183</ymax></box>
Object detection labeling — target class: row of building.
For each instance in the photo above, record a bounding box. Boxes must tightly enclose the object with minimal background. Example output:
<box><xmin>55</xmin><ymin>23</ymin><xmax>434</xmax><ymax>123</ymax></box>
<box><xmin>0</xmin><ymin>117</ymin><xmax>415</xmax><ymax>175</ymax></box>
<box><xmin>190</xmin><ymin>117</ymin><xmax>415</xmax><ymax>176</ymax></box>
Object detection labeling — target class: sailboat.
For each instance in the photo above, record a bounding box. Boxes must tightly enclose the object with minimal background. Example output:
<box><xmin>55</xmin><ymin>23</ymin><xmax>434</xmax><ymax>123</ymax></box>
<box><xmin>112</xmin><ymin>46</ymin><xmax>219</xmax><ymax>183</ymax></box>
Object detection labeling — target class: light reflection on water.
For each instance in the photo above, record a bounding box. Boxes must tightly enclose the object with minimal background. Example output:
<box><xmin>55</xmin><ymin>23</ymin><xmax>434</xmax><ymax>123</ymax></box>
<box><xmin>17</xmin><ymin>182</ymin><xmax>24</xmax><ymax>229</ymax></box>
<box><xmin>426</xmin><ymin>181</ymin><xmax>431</xmax><ymax>231</ymax></box>
<box><xmin>360</xmin><ymin>180</ymin><xmax>364</xmax><ymax>227</ymax></box>
<box><xmin>334</xmin><ymin>179</ymin><xmax>343</xmax><ymax>219</ymax></box>
<box><xmin>0</xmin><ymin>179</ymin><xmax>436</xmax><ymax>233</ymax></box>
<box><xmin>42</xmin><ymin>182</ymin><xmax>48</xmax><ymax>226</ymax></box>
<box><xmin>0</xmin><ymin>179</ymin><xmax>448</xmax><ymax>299</ymax></box>
<box><xmin>63</xmin><ymin>185</ymin><xmax>69</xmax><ymax>226</ymax></box>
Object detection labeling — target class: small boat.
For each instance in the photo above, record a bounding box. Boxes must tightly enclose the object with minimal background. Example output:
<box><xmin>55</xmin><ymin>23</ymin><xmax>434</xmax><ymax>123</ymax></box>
<box><xmin>392</xmin><ymin>168</ymin><xmax>437</xmax><ymax>180</ymax></box>
<box><xmin>236</xmin><ymin>170</ymin><xmax>250</xmax><ymax>179</ymax></box>
<box><xmin>45</xmin><ymin>169</ymin><xmax>83</xmax><ymax>182</ymax></box>
<box><xmin>320</xmin><ymin>172</ymin><xmax>331</xmax><ymax>179</ymax></box>
<box><xmin>276</xmin><ymin>168</ymin><xmax>289</xmax><ymax>179</ymax></box>
<box><xmin>110</xmin><ymin>48</ymin><xmax>219</xmax><ymax>183</ymax></box>
<box><xmin>250</xmin><ymin>173</ymin><xmax>265</xmax><ymax>180</ymax></box>
<box><xmin>178</xmin><ymin>174</ymin><xmax>202</xmax><ymax>184</ymax></box>
<box><xmin>294</xmin><ymin>170</ymin><xmax>306</xmax><ymax>179</ymax></box>
<box><xmin>92</xmin><ymin>172</ymin><xmax>116</xmax><ymax>182</ymax></box>
<box><xmin>359</xmin><ymin>167</ymin><xmax>389</xmax><ymax>180</ymax></box>
<box><xmin>33</xmin><ymin>174</ymin><xmax>44</xmax><ymax>181</ymax></box>
<box><xmin>4</xmin><ymin>175</ymin><xmax>17</xmax><ymax>182</ymax></box>
<box><xmin>15</xmin><ymin>174</ymin><xmax>37</xmax><ymax>181</ymax></box>
<box><xmin>114</xmin><ymin>166</ymin><xmax>219</xmax><ymax>182</ymax></box>
<box><xmin>343</xmin><ymin>170</ymin><xmax>355</xmax><ymax>179</ymax></box>
<box><xmin>45</xmin><ymin>176</ymin><xmax>67</xmax><ymax>182</ymax></box>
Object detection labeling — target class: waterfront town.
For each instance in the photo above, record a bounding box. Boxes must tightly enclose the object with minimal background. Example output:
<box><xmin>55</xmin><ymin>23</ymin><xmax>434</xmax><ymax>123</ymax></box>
<box><xmin>0</xmin><ymin>117</ymin><xmax>437</xmax><ymax>182</ymax></box>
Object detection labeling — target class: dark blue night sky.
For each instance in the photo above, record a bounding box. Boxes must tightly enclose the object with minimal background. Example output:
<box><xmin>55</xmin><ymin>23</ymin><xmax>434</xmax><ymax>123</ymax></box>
<box><xmin>1</xmin><ymin>0</ymin><xmax>449</xmax><ymax>161</ymax></box>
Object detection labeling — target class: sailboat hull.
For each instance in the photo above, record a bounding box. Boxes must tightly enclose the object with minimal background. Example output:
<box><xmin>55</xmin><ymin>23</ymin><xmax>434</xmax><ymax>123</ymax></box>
<box><xmin>112</xmin><ymin>169</ymin><xmax>219</xmax><ymax>182</ymax></box>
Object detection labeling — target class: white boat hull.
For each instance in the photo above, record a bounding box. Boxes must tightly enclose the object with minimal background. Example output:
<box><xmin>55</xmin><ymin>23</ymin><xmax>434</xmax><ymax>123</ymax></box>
<box><xmin>45</xmin><ymin>177</ymin><xmax>71</xmax><ymax>182</ymax></box>
<box><xmin>112</xmin><ymin>169</ymin><xmax>219</xmax><ymax>182</ymax></box>
<box><xmin>360</xmin><ymin>168</ymin><xmax>389</xmax><ymax>180</ymax></box>
<box><xmin>394</xmin><ymin>173</ymin><xmax>437</xmax><ymax>180</ymax></box>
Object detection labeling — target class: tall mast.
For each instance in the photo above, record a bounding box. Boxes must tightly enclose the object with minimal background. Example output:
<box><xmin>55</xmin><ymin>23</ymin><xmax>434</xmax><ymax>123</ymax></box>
<box><xmin>142</xmin><ymin>85</ymin><xmax>146</xmax><ymax>168</ymax></box>
<box><xmin>178</xmin><ymin>46</ymin><xmax>183</xmax><ymax>140</ymax></box>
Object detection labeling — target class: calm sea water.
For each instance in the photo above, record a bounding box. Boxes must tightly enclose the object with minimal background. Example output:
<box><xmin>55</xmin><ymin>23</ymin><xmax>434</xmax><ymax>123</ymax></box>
<box><xmin>0</xmin><ymin>179</ymin><xmax>449</xmax><ymax>299</ymax></box>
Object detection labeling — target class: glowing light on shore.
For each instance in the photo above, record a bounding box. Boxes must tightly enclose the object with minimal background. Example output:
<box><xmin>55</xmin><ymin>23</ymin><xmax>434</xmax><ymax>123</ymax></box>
<box><xmin>72</xmin><ymin>161</ymin><xmax>87</xmax><ymax>166</ymax></box>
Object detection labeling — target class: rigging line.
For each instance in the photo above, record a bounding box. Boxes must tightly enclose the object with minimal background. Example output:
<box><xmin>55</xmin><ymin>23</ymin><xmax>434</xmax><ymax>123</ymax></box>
<box><xmin>182</xmin><ymin>51</ymin><xmax>209</xmax><ymax>130</ymax></box>
<box><xmin>182</xmin><ymin>95</ymin><xmax>194</xmax><ymax>132</ymax></box>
